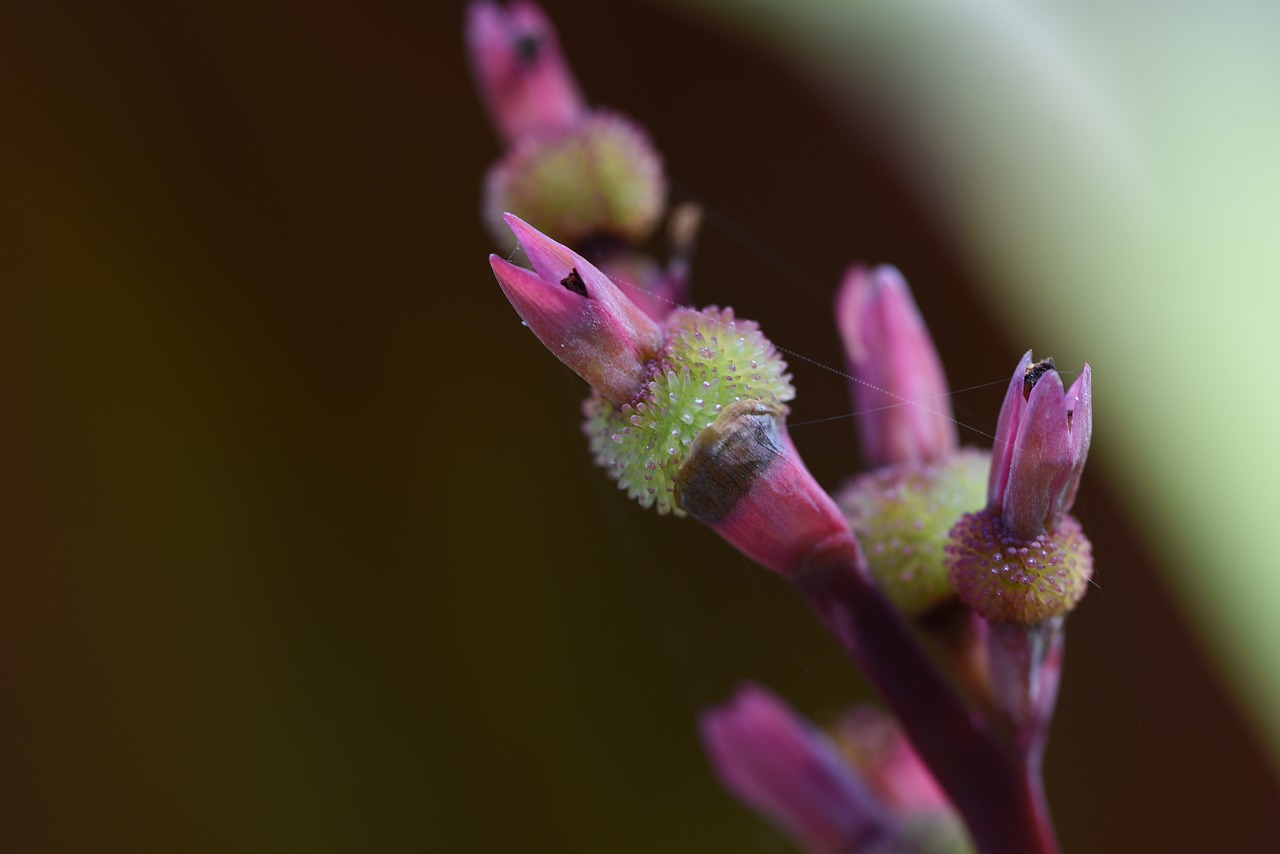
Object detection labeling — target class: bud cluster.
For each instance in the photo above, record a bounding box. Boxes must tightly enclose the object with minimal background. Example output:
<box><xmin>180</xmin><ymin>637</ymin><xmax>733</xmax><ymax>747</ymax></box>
<box><xmin>470</xmin><ymin>7</ymin><xmax>1095</xmax><ymax>851</ymax></box>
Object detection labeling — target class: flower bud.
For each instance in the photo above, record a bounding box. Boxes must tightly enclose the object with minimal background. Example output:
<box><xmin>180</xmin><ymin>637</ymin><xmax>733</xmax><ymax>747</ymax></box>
<box><xmin>701</xmin><ymin>684</ymin><xmax>896</xmax><ymax>854</ymax></box>
<box><xmin>489</xmin><ymin>214</ymin><xmax>662</xmax><ymax>403</ymax></box>
<box><xmin>837</xmin><ymin>449</ymin><xmax>989</xmax><ymax>616</ymax></box>
<box><xmin>483</xmin><ymin>112</ymin><xmax>666</xmax><ymax>252</ymax></box>
<box><xmin>946</xmin><ymin>353</ymin><xmax>1094</xmax><ymax>625</ymax></box>
<box><xmin>465</xmin><ymin>0</ymin><xmax>585</xmax><ymax>144</ymax></box>
<box><xmin>835</xmin><ymin>265</ymin><xmax>957</xmax><ymax>468</ymax></box>
<box><xmin>988</xmin><ymin>352</ymin><xmax>1092</xmax><ymax>539</ymax></box>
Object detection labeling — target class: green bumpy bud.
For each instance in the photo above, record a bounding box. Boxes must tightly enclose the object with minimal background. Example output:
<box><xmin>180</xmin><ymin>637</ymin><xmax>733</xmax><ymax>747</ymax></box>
<box><xmin>584</xmin><ymin>306</ymin><xmax>793</xmax><ymax>516</ymax></box>
<box><xmin>837</xmin><ymin>449</ymin><xmax>989</xmax><ymax>616</ymax></box>
<box><xmin>945</xmin><ymin>509</ymin><xmax>1093</xmax><ymax>625</ymax></box>
<box><xmin>484</xmin><ymin>111</ymin><xmax>666</xmax><ymax>251</ymax></box>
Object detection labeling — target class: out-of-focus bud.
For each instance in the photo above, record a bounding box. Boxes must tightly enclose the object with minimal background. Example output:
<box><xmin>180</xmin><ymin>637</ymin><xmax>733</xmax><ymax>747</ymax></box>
<box><xmin>946</xmin><ymin>353</ymin><xmax>1094</xmax><ymax>625</ymax></box>
<box><xmin>833</xmin><ymin>264</ymin><xmax>988</xmax><ymax>616</ymax></box>
<box><xmin>701</xmin><ymin>684</ymin><xmax>896</xmax><ymax>854</ymax></box>
<box><xmin>483</xmin><ymin>112</ymin><xmax>666</xmax><ymax>252</ymax></box>
<box><xmin>488</xmin><ymin>214</ymin><xmax>662</xmax><ymax>403</ymax></box>
<box><xmin>465</xmin><ymin>0</ymin><xmax>585</xmax><ymax>144</ymax></box>
<box><xmin>837</xmin><ymin>450</ymin><xmax>989</xmax><ymax>616</ymax></box>
<box><xmin>835</xmin><ymin>265</ymin><xmax>957</xmax><ymax>468</ymax></box>
<box><xmin>835</xmin><ymin>705</ymin><xmax>953</xmax><ymax>816</ymax></box>
<box><xmin>593</xmin><ymin>201</ymin><xmax>701</xmax><ymax>322</ymax></box>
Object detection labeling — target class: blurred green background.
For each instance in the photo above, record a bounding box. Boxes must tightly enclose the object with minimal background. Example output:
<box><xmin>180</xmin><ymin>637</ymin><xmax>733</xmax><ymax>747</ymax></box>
<box><xmin>2</xmin><ymin>1</ymin><xmax>1276</xmax><ymax>851</ymax></box>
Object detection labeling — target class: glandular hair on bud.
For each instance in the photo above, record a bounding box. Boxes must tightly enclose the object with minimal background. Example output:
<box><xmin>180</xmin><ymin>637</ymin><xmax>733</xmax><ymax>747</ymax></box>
<box><xmin>838</xmin><ymin>449</ymin><xmax>990</xmax><ymax>616</ymax></box>
<box><xmin>946</xmin><ymin>508</ymin><xmax>1093</xmax><ymax>625</ymax></box>
<box><xmin>675</xmin><ymin>401</ymin><xmax>783</xmax><ymax>522</ymax></box>
<box><xmin>583</xmin><ymin>307</ymin><xmax>793</xmax><ymax>516</ymax></box>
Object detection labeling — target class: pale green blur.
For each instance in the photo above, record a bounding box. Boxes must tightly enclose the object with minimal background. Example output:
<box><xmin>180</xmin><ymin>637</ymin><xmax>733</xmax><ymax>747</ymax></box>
<box><xmin>665</xmin><ymin>0</ymin><xmax>1280</xmax><ymax>763</ymax></box>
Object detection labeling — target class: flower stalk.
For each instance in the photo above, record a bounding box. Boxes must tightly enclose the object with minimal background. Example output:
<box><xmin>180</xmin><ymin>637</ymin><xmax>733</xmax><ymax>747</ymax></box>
<box><xmin>469</xmin><ymin>8</ymin><xmax>1098</xmax><ymax>852</ymax></box>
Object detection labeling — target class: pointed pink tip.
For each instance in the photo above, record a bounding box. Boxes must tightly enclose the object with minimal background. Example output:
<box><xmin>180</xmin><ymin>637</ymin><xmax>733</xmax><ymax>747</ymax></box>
<box><xmin>834</xmin><ymin>264</ymin><xmax>955</xmax><ymax>468</ymax></box>
<box><xmin>489</xmin><ymin>218</ymin><xmax>663</xmax><ymax>402</ymax></box>
<box><xmin>465</xmin><ymin>0</ymin><xmax>585</xmax><ymax>144</ymax></box>
<box><xmin>502</xmin><ymin>212</ymin><xmax>574</xmax><ymax>280</ymax></box>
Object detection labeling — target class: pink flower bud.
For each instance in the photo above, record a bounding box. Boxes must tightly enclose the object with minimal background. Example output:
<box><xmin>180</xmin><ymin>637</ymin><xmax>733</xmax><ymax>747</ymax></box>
<box><xmin>465</xmin><ymin>0</ymin><xmax>586</xmax><ymax>144</ymax></box>
<box><xmin>988</xmin><ymin>353</ymin><xmax>1092</xmax><ymax>539</ymax></box>
<box><xmin>489</xmin><ymin>214</ymin><xmax>662</xmax><ymax>403</ymax></box>
<box><xmin>835</xmin><ymin>265</ymin><xmax>957</xmax><ymax>468</ymax></box>
<box><xmin>701</xmin><ymin>684</ymin><xmax>895</xmax><ymax>854</ymax></box>
<box><xmin>946</xmin><ymin>353</ymin><xmax>1094</xmax><ymax>625</ymax></box>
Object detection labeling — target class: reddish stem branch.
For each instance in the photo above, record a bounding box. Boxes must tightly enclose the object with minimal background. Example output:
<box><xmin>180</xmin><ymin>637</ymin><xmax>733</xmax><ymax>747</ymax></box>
<box><xmin>795</xmin><ymin>538</ymin><xmax>1059</xmax><ymax>854</ymax></box>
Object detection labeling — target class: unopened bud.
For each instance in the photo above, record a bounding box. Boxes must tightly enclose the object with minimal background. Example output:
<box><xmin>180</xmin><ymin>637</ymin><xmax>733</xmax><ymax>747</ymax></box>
<box><xmin>835</xmin><ymin>265</ymin><xmax>957</xmax><ymax>468</ymax></box>
<box><xmin>946</xmin><ymin>353</ymin><xmax>1095</xmax><ymax>625</ymax></box>
<box><xmin>465</xmin><ymin>0</ymin><xmax>586</xmax><ymax>144</ymax></box>
<box><xmin>489</xmin><ymin>215</ymin><xmax>662</xmax><ymax>402</ymax></box>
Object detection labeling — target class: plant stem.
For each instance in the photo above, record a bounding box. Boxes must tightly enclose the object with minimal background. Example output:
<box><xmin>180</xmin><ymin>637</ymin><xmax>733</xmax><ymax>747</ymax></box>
<box><xmin>795</xmin><ymin>537</ymin><xmax>1059</xmax><ymax>854</ymax></box>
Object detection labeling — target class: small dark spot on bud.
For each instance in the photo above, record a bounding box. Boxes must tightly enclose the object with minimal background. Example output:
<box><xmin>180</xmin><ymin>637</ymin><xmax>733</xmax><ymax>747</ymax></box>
<box><xmin>1024</xmin><ymin>357</ymin><xmax>1056</xmax><ymax>399</ymax></box>
<box><xmin>513</xmin><ymin>34</ymin><xmax>541</xmax><ymax>67</ymax></box>
<box><xmin>561</xmin><ymin>267</ymin><xmax>588</xmax><ymax>296</ymax></box>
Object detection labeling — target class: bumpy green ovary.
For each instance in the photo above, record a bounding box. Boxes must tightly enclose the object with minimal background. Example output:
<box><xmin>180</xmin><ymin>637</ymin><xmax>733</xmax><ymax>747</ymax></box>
<box><xmin>838</xmin><ymin>449</ymin><xmax>991</xmax><ymax>616</ymax></box>
<box><xmin>583</xmin><ymin>306</ymin><xmax>794</xmax><ymax>516</ymax></box>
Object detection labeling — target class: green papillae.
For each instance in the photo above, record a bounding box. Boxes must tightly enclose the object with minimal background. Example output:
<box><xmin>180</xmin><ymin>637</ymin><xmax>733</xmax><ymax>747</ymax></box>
<box><xmin>584</xmin><ymin>307</ymin><xmax>793</xmax><ymax>516</ymax></box>
<box><xmin>484</xmin><ymin>111</ymin><xmax>666</xmax><ymax>252</ymax></box>
<box><xmin>838</xmin><ymin>449</ymin><xmax>990</xmax><ymax>616</ymax></box>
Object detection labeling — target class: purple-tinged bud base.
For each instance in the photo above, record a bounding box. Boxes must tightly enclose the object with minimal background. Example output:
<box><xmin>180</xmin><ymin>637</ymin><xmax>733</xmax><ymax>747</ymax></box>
<box><xmin>946</xmin><ymin>508</ymin><xmax>1092</xmax><ymax>625</ymax></box>
<box><xmin>838</xmin><ymin>448</ymin><xmax>989</xmax><ymax>616</ymax></box>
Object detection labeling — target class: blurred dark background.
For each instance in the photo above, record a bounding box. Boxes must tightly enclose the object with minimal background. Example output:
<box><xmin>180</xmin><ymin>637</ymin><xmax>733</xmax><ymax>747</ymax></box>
<box><xmin>0</xmin><ymin>1</ymin><xmax>1274</xmax><ymax>850</ymax></box>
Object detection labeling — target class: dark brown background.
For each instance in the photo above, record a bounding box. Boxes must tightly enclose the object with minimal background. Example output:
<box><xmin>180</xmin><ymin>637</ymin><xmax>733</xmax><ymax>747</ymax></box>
<box><xmin>0</xmin><ymin>0</ymin><xmax>1273</xmax><ymax>850</ymax></box>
